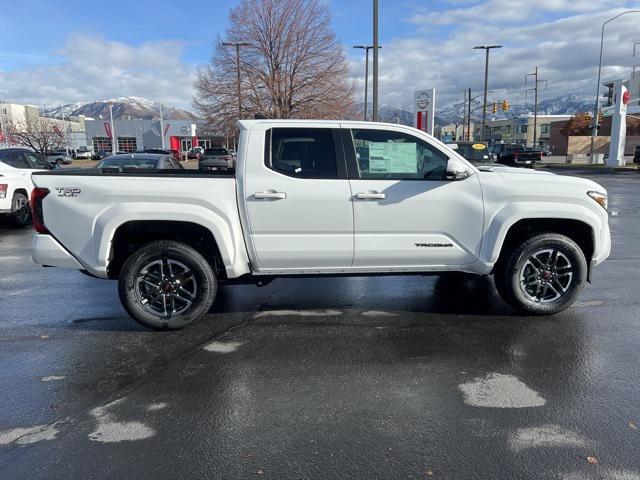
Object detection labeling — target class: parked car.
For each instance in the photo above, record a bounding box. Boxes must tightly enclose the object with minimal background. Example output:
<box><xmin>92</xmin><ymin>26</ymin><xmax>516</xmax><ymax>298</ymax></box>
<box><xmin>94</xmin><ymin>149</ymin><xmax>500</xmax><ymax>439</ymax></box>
<box><xmin>187</xmin><ymin>147</ymin><xmax>204</xmax><ymax>160</ymax></box>
<box><xmin>199</xmin><ymin>147</ymin><xmax>234</xmax><ymax>171</ymax></box>
<box><xmin>45</xmin><ymin>150</ymin><xmax>73</xmax><ymax>167</ymax></box>
<box><xmin>633</xmin><ymin>145</ymin><xmax>640</xmax><ymax>164</ymax></box>
<box><xmin>91</xmin><ymin>150</ymin><xmax>110</xmax><ymax>160</ymax></box>
<box><xmin>0</xmin><ymin>171</ymin><xmax>31</xmax><ymax>225</ymax></box>
<box><xmin>0</xmin><ymin>148</ymin><xmax>52</xmax><ymax>225</ymax></box>
<box><xmin>30</xmin><ymin>120</ymin><xmax>610</xmax><ymax>330</ymax></box>
<box><xmin>541</xmin><ymin>147</ymin><xmax>552</xmax><ymax>156</ymax></box>
<box><xmin>72</xmin><ymin>147</ymin><xmax>92</xmax><ymax>159</ymax></box>
<box><xmin>447</xmin><ymin>142</ymin><xmax>493</xmax><ymax>164</ymax></box>
<box><xmin>96</xmin><ymin>153</ymin><xmax>184</xmax><ymax>171</ymax></box>
<box><xmin>489</xmin><ymin>143</ymin><xmax>542</xmax><ymax>167</ymax></box>
<box><xmin>142</xmin><ymin>148</ymin><xmax>182</xmax><ymax>162</ymax></box>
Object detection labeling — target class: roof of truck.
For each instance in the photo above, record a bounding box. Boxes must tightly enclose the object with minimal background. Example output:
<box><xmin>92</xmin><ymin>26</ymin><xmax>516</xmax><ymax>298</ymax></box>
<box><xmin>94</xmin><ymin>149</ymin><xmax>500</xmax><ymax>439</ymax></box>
<box><xmin>237</xmin><ymin>119</ymin><xmax>420</xmax><ymax>130</ymax></box>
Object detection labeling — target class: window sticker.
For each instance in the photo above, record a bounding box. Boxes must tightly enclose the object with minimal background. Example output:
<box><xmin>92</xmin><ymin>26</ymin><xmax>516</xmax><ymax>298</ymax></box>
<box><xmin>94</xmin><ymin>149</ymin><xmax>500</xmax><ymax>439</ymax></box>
<box><xmin>368</xmin><ymin>142</ymin><xmax>417</xmax><ymax>173</ymax></box>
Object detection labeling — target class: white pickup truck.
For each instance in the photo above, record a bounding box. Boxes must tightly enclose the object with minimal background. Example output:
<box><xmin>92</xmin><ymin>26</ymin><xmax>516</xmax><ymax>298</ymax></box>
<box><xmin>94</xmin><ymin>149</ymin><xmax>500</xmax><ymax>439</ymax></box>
<box><xmin>30</xmin><ymin>120</ymin><xmax>611</xmax><ymax>329</ymax></box>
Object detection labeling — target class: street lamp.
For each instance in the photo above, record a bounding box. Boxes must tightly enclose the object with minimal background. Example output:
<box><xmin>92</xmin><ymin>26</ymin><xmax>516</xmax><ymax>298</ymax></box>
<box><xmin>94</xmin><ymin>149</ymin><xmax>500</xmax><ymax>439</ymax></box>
<box><xmin>473</xmin><ymin>45</ymin><xmax>502</xmax><ymax>141</ymax></box>
<box><xmin>590</xmin><ymin>10</ymin><xmax>640</xmax><ymax>158</ymax></box>
<box><xmin>372</xmin><ymin>0</ymin><xmax>380</xmax><ymax>122</ymax></box>
<box><xmin>222</xmin><ymin>41</ymin><xmax>251</xmax><ymax>119</ymax></box>
<box><xmin>354</xmin><ymin>45</ymin><xmax>382</xmax><ymax>121</ymax></box>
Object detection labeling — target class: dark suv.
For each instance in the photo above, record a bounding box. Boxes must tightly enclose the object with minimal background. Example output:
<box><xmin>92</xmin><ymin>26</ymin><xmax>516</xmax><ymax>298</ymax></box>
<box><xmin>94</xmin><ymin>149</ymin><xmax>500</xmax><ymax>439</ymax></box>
<box><xmin>633</xmin><ymin>145</ymin><xmax>640</xmax><ymax>164</ymax></box>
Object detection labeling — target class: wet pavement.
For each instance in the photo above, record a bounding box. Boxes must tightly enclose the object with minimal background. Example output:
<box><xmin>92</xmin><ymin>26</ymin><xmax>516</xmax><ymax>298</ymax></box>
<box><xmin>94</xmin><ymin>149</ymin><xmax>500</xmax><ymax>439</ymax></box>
<box><xmin>0</xmin><ymin>171</ymin><xmax>639</xmax><ymax>479</ymax></box>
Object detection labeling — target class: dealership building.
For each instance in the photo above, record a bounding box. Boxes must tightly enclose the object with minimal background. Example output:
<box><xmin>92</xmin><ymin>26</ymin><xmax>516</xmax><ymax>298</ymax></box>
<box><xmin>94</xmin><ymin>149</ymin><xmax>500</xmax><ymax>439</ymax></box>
<box><xmin>473</xmin><ymin>114</ymin><xmax>573</xmax><ymax>147</ymax></box>
<box><xmin>84</xmin><ymin>118</ymin><xmax>221</xmax><ymax>153</ymax></box>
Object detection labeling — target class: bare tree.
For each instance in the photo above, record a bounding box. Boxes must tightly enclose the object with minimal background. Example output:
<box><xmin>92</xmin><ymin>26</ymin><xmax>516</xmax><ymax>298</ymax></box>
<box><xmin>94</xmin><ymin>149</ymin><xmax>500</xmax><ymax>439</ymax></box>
<box><xmin>6</xmin><ymin>117</ymin><xmax>66</xmax><ymax>155</ymax></box>
<box><xmin>194</xmin><ymin>0</ymin><xmax>355</xmax><ymax>134</ymax></box>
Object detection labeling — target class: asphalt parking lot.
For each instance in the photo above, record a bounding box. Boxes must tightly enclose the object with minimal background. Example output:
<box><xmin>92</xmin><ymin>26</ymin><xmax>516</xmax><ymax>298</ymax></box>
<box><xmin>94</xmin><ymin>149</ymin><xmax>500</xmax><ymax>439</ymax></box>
<box><xmin>0</xmin><ymin>170</ymin><xmax>639</xmax><ymax>479</ymax></box>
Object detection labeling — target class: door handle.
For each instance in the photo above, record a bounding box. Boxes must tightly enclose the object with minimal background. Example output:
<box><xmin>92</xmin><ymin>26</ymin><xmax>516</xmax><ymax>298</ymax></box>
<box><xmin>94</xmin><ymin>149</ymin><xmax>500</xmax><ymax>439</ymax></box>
<box><xmin>355</xmin><ymin>192</ymin><xmax>386</xmax><ymax>200</ymax></box>
<box><xmin>253</xmin><ymin>191</ymin><xmax>287</xmax><ymax>200</ymax></box>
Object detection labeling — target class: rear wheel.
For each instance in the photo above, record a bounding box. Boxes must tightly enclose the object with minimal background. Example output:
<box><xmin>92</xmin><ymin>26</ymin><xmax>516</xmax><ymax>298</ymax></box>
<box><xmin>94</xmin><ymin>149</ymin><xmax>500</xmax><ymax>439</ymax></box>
<box><xmin>495</xmin><ymin>233</ymin><xmax>587</xmax><ymax>315</ymax></box>
<box><xmin>11</xmin><ymin>192</ymin><xmax>31</xmax><ymax>226</ymax></box>
<box><xmin>118</xmin><ymin>240</ymin><xmax>217</xmax><ymax>330</ymax></box>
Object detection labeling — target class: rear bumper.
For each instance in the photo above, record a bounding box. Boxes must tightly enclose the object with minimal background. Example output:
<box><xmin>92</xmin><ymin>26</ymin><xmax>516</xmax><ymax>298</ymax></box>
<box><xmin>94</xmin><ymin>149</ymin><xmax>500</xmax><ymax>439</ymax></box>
<box><xmin>32</xmin><ymin>234</ymin><xmax>84</xmax><ymax>269</ymax></box>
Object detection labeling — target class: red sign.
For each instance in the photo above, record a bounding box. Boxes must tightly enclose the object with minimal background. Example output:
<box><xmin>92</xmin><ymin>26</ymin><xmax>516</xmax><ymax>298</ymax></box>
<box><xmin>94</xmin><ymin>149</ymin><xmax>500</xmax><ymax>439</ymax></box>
<box><xmin>104</xmin><ymin>122</ymin><xmax>112</xmax><ymax>138</ymax></box>
<box><xmin>623</xmin><ymin>90</ymin><xmax>630</xmax><ymax>105</ymax></box>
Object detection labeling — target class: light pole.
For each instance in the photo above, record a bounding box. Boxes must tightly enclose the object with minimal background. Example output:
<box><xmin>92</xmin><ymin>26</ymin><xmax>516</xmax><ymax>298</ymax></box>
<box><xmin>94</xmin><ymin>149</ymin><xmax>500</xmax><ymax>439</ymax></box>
<box><xmin>353</xmin><ymin>45</ymin><xmax>382</xmax><ymax>121</ymax></box>
<box><xmin>109</xmin><ymin>104</ymin><xmax>116</xmax><ymax>155</ymax></box>
<box><xmin>222</xmin><ymin>41</ymin><xmax>251</xmax><ymax>119</ymax></box>
<box><xmin>590</xmin><ymin>10</ymin><xmax>640</xmax><ymax>158</ymax></box>
<box><xmin>474</xmin><ymin>45</ymin><xmax>502</xmax><ymax>141</ymax></box>
<box><xmin>372</xmin><ymin>0</ymin><xmax>379</xmax><ymax>122</ymax></box>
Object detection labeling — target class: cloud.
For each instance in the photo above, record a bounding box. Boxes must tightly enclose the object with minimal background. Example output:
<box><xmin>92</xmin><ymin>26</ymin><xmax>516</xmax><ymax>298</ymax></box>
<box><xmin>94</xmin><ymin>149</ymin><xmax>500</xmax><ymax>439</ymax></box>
<box><xmin>0</xmin><ymin>34</ymin><xmax>196</xmax><ymax>108</ymax></box>
<box><xmin>350</xmin><ymin>3</ymin><xmax>640</xmax><ymax>111</ymax></box>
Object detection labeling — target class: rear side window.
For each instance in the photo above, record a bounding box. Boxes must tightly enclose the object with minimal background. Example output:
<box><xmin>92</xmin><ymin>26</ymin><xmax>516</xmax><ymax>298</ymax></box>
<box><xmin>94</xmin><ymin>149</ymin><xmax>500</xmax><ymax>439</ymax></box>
<box><xmin>2</xmin><ymin>152</ymin><xmax>30</xmax><ymax>169</ymax></box>
<box><xmin>267</xmin><ymin>128</ymin><xmax>337</xmax><ymax>179</ymax></box>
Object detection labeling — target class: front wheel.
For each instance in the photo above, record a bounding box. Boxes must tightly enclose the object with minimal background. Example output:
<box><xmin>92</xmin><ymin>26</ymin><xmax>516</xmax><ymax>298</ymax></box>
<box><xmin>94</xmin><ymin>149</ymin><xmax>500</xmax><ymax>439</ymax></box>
<box><xmin>118</xmin><ymin>241</ymin><xmax>217</xmax><ymax>330</ymax></box>
<box><xmin>494</xmin><ymin>233</ymin><xmax>587</xmax><ymax>315</ymax></box>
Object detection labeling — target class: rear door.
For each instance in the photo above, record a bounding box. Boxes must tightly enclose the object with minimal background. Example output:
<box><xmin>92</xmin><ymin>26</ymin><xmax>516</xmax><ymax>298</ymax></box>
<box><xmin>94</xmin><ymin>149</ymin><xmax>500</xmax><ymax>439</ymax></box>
<box><xmin>243</xmin><ymin>124</ymin><xmax>354</xmax><ymax>271</ymax></box>
<box><xmin>343</xmin><ymin>125</ymin><xmax>484</xmax><ymax>268</ymax></box>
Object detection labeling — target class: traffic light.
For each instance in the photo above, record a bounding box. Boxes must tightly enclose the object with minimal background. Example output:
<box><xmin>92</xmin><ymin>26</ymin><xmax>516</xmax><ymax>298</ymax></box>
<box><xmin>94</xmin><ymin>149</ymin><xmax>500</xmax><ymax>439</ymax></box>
<box><xmin>492</xmin><ymin>102</ymin><xmax>497</xmax><ymax>113</ymax></box>
<box><xmin>502</xmin><ymin>100</ymin><xmax>510</xmax><ymax>111</ymax></box>
<box><xmin>598</xmin><ymin>112</ymin><xmax>604</xmax><ymax>124</ymax></box>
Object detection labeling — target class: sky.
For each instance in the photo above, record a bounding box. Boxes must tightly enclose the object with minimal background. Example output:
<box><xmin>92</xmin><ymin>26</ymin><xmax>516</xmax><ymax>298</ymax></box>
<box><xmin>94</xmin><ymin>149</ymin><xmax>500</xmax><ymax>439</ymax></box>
<box><xmin>0</xmin><ymin>0</ymin><xmax>639</xmax><ymax>111</ymax></box>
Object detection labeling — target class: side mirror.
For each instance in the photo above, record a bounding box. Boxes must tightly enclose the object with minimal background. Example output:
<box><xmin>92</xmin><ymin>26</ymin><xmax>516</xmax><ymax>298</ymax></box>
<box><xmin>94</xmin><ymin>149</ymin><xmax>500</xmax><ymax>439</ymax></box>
<box><xmin>446</xmin><ymin>158</ymin><xmax>469</xmax><ymax>181</ymax></box>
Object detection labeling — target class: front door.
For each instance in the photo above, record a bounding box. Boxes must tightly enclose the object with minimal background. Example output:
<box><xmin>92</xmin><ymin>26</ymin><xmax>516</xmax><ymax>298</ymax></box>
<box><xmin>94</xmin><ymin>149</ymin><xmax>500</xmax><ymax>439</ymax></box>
<box><xmin>243</xmin><ymin>125</ymin><xmax>354</xmax><ymax>271</ymax></box>
<box><xmin>344</xmin><ymin>126</ymin><xmax>484</xmax><ymax>268</ymax></box>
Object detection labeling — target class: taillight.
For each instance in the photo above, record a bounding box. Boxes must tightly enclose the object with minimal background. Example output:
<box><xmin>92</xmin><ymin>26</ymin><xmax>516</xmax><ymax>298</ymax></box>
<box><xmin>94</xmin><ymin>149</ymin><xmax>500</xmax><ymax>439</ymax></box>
<box><xmin>0</xmin><ymin>184</ymin><xmax>7</xmax><ymax>199</ymax></box>
<box><xmin>30</xmin><ymin>187</ymin><xmax>50</xmax><ymax>234</ymax></box>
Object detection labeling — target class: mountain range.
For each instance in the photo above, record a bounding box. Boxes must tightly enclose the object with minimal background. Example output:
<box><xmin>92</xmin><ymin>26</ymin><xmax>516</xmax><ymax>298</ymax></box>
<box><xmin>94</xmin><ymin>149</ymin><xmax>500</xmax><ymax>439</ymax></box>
<box><xmin>45</xmin><ymin>96</ymin><xmax>199</xmax><ymax>122</ymax></box>
<box><xmin>45</xmin><ymin>93</ymin><xmax>593</xmax><ymax>127</ymax></box>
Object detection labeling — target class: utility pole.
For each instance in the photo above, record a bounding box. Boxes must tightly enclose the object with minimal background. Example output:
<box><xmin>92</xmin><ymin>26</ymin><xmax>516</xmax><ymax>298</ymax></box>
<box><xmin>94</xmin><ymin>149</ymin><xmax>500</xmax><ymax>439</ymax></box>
<box><xmin>372</xmin><ymin>0</ymin><xmax>379</xmax><ymax>122</ymax></box>
<box><xmin>462</xmin><ymin>89</ymin><xmax>467</xmax><ymax>141</ymax></box>
<box><xmin>353</xmin><ymin>45</ymin><xmax>382</xmax><ymax>121</ymax></box>
<box><xmin>109</xmin><ymin>104</ymin><xmax>116</xmax><ymax>155</ymax></box>
<box><xmin>473</xmin><ymin>45</ymin><xmax>502</xmax><ymax>141</ymax></box>
<box><xmin>467</xmin><ymin>88</ymin><xmax>472</xmax><ymax>141</ymax></box>
<box><xmin>525</xmin><ymin>67</ymin><xmax>547</xmax><ymax>148</ymax></box>
<box><xmin>222</xmin><ymin>41</ymin><xmax>251</xmax><ymax>119</ymax></box>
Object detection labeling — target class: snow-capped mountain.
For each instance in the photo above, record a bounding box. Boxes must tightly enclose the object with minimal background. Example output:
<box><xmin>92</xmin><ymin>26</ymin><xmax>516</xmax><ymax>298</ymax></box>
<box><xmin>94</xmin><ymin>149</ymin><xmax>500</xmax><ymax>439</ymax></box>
<box><xmin>435</xmin><ymin>94</ymin><xmax>594</xmax><ymax>125</ymax></box>
<box><xmin>45</xmin><ymin>96</ymin><xmax>199</xmax><ymax>122</ymax></box>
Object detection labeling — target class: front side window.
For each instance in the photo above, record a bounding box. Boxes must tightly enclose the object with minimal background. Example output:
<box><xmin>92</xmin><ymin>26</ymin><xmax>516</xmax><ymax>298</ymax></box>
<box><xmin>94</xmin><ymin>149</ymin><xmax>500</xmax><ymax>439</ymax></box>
<box><xmin>267</xmin><ymin>128</ymin><xmax>337</xmax><ymax>179</ymax></box>
<box><xmin>351</xmin><ymin>129</ymin><xmax>448</xmax><ymax>180</ymax></box>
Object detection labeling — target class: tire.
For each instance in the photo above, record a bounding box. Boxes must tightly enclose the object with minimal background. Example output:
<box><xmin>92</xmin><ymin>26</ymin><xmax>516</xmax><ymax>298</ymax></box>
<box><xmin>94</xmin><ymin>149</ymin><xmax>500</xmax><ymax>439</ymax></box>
<box><xmin>11</xmin><ymin>192</ymin><xmax>31</xmax><ymax>226</ymax></box>
<box><xmin>494</xmin><ymin>233</ymin><xmax>587</xmax><ymax>315</ymax></box>
<box><xmin>118</xmin><ymin>240</ymin><xmax>217</xmax><ymax>330</ymax></box>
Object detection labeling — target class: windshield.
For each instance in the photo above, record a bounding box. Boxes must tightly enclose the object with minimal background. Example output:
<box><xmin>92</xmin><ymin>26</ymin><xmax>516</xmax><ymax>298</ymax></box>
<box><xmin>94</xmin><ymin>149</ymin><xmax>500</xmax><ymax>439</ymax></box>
<box><xmin>505</xmin><ymin>144</ymin><xmax>525</xmax><ymax>152</ymax></box>
<box><xmin>455</xmin><ymin>144</ymin><xmax>491</xmax><ymax>162</ymax></box>
<box><xmin>205</xmin><ymin>148</ymin><xmax>228</xmax><ymax>156</ymax></box>
<box><xmin>97</xmin><ymin>156</ymin><xmax>159</xmax><ymax>169</ymax></box>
